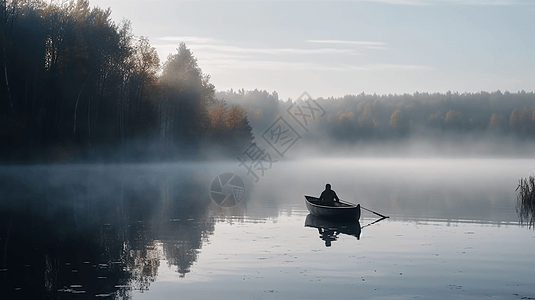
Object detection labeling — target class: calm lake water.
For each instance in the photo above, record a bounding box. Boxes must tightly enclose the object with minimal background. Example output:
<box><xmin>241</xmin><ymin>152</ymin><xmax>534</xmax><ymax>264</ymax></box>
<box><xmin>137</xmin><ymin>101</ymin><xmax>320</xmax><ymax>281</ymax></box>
<box><xmin>1</xmin><ymin>158</ymin><xmax>534</xmax><ymax>299</ymax></box>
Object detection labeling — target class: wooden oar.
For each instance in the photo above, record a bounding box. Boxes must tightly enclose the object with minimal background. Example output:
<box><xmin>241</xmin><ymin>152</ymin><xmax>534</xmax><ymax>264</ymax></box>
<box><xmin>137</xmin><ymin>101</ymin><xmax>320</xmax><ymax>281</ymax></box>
<box><xmin>360</xmin><ymin>216</ymin><xmax>388</xmax><ymax>229</ymax></box>
<box><xmin>361</xmin><ymin>206</ymin><xmax>389</xmax><ymax>219</ymax></box>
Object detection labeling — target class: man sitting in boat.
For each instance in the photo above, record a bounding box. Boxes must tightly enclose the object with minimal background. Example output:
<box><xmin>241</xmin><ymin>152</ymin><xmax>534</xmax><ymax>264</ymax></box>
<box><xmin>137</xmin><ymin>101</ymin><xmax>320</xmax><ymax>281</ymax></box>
<box><xmin>318</xmin><ymin>183</ymin><xmax>340</xmax><ymax>206</ymax></box>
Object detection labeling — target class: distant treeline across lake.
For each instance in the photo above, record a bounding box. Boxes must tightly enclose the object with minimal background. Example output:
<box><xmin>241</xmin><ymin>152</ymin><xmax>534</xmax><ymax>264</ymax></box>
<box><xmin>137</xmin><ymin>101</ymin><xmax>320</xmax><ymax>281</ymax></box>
<box><xmin>218</xmin><ymin>89</ymin><xmax>535</xmax><ymax>153</ymax></box>
<box><xmin>321</xmin><ymin>91</ymin><xmax>535</xmax><ymax>141</ymax></box>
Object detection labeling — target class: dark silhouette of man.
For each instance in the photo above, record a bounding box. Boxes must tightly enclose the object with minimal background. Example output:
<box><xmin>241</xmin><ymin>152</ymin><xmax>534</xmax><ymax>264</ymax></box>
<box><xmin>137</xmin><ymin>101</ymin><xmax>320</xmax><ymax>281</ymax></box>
<box><xmin>319</xmin><ymin>183</ymin><xmax>340</xmax><ymax>206</ymax></box>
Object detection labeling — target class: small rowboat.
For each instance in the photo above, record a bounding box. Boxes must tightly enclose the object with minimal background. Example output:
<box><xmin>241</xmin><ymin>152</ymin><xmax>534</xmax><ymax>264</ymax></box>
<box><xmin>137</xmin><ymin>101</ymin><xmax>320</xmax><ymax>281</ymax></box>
<box><xmin>304</xmin><ymin>195</ymin><xmax>361</xmax><ymax>221</ymax></box>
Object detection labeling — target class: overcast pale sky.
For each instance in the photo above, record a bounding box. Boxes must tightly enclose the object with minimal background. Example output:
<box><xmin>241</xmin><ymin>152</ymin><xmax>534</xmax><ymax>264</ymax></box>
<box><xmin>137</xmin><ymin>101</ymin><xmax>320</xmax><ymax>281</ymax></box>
<box><xmin>89</xmin><ymin>0</ymin><xmax>535</xmax><ymax>100</ymax></box>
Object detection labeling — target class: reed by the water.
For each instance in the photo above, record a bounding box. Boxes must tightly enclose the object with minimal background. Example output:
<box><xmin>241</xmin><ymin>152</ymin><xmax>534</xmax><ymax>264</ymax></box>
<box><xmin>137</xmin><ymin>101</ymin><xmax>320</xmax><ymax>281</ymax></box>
<box><xmin>516</xmin><ymin>175</ymin><xmax>535</xmax><ymax>229</ymax></box>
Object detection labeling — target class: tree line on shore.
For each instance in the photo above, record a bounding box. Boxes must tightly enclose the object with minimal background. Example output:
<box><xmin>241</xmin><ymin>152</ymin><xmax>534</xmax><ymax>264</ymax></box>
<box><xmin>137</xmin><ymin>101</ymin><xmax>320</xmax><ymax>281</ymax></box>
<box><xmin>219</xmin><ymin>89</ymin><xmax>535</xmax><ymax>146</ymax></box>
<box><xmin>3</xmin><ymin>0</ymin><xmax>535</xmax><ymax>162</ymax></box>
<box><xmin>0</xmin><ymin>0</ymin><xmax>253</xmax><ymax>162</ymax></box>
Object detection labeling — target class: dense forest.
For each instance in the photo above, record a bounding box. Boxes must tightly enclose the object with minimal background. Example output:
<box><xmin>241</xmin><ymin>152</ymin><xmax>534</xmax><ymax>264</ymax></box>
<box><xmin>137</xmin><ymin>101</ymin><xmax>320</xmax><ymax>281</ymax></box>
<box><xmin>317</xmin><ymin>91</ymin><xmax>535</xmax><ymax>141</ymax></box>
<box><xmin>0</xmin><ymin>0</ymin><xmax>253</xmax><ymax>162</ymax></box>
<box><xmin>218</xmin><ymin>89</ymin><xmax>535</xmax><ymax>155</ymax></box>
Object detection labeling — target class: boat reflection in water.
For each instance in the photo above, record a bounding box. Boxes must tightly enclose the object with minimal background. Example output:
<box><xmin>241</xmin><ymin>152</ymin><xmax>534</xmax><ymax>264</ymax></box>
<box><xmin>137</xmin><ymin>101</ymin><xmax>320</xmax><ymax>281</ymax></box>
<box><xmin>305</xmin><ymin>214</ymin><xmax>361</xmax><ymax>247</ymax></box>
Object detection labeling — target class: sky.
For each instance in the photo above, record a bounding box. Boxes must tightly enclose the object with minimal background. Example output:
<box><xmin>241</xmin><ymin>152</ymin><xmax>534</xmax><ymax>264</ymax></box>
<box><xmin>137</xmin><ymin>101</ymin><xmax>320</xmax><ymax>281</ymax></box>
<box><xmin>88</xmin><ymin>0</ymin><xmax>535</xmax><ymax>100</ymax></box>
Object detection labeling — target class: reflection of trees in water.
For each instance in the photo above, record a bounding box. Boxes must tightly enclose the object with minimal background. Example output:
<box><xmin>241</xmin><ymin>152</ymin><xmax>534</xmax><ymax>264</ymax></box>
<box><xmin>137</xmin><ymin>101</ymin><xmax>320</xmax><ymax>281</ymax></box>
<box><xmin>0</xmin><ymin>208</ymin><xmax>129</xmax><ymax>299</ymax></box>
<box><xmin>0</xmin><ymin>166</ymin><xmax>217</xmax><ymax>298</ymax></box>
<box><xmin>517</xmin><ymin>176</ymin><xmax>535</xmax><ymax>229</ymax></box>
<box><xmin>156</xmin><ymin>178</ymin><xmax>215</xmax><ymax>277</ymax></box>
<box><xmin>125</xmin><ymin>241</ymin><xmax>160</xmax><ymax>292</ymax></box>
<box><xmin>163</xmin><ymin>240</ymin><xmax>198</xmax><ymax>277</ymax></box>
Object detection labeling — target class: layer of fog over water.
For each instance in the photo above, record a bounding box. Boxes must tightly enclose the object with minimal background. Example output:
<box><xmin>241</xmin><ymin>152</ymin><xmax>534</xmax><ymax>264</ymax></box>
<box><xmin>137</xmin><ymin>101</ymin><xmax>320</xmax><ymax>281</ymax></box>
<box><xmin>1</xmin><ymin>158</ymin><xmax>534</xmax><ymax>299</ymax></box>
